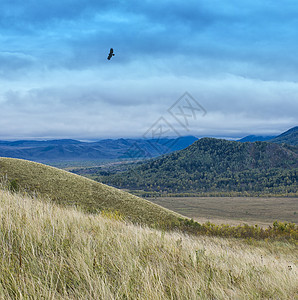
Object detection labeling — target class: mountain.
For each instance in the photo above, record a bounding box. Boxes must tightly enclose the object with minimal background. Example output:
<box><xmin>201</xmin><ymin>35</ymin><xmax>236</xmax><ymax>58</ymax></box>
<box><xmin>0</xmin><ymin>139</ymin><xmax>82</xmax><ymax>146</ymax></box>
<box><xmin>238</xmin><ymin>135</ymin><xmax>276</xmax><ymax>142</ymax></box>
<box><xmin>0</xmin><ymin>136</ymin><xmax>198</xmax><ymax>162</ymax></box>
<box><xmin>0</xmin><ymin>157</ymin><xmax>181</xmax><ymax>227</ymax></box>
<box><xmin>268</xmin><ymin>126</ymin><xmax>298</xmax><ymax>145</ymax></box>
<box><xmin>238</xmin><ymin>126</ymin><xmax>298</xmax><ymax>145</ymax></box>
<box><xmin>100</xmin><ymin>138</ymin><xmax>298</xmax><ymax>196</ymax></box>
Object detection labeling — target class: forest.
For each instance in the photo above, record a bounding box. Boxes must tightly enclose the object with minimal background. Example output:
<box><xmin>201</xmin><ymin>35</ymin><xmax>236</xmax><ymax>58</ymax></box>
<box><xmin>97</xmin><ymin>138</ymin><xmax>298</xmax><ymax>196</ymax></box>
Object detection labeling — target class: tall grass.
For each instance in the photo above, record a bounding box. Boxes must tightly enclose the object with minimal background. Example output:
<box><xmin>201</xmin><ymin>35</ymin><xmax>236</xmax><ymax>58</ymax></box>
<box><xmin>0</xmin><ymin>157</ymin><xmax>182</xmax><ymax>228</ymax></box>
<box><xmin>0</xmin><ymin>189</ymin><xmax>297</xmax><ymax>299</ymax></box>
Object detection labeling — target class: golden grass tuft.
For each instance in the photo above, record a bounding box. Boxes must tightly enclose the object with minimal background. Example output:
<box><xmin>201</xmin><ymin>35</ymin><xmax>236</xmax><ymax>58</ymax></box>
<box><xmin>0</xmin><ymin>189</ymin><xmax>297</xmax><ymax>299</ymax></box>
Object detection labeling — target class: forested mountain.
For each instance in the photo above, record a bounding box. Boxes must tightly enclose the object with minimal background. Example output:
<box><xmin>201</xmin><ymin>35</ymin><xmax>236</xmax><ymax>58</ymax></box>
<box><xmin>100</xmin><ymin>138</ymin><xmax>298</xmax><ymax>196</ymax></box>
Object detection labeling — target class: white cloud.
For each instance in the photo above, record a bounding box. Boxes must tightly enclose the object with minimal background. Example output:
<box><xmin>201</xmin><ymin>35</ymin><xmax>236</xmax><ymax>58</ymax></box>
<box><xmin>0</xmin><ymin>70</ymin><xmax>297</xmax><ymax>139</ymax></box>
<box><xmin>0</xmin><ymin>0</ymin><xmax>298</xmax><ymax>139</ymax></box>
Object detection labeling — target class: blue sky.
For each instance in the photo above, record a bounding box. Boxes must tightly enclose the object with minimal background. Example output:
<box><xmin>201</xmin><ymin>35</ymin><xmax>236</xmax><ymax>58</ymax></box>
<box><xmin>0</xmin><ymin>0</ymin><xmax>297</xmax><ymax>140</ymax></box>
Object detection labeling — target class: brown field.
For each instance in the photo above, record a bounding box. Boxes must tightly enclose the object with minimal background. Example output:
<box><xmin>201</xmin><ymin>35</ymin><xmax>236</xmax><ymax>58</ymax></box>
<box><xmin>147</xmin><ymin>196</ymin><xmax>298</xmax><ymax>227</ymax></box>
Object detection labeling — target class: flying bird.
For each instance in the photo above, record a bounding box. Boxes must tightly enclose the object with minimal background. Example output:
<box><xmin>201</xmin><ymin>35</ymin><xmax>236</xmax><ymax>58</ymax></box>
<box><xmin>107</xmin><ymin>48</ymin><xmax>115</xmax><ymax>60</ymax></box>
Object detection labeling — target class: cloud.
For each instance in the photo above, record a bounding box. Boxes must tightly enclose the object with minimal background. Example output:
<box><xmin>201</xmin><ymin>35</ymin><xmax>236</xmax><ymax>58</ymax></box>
<box><xmin>0</xmin><ymin>52</ymin><xmax>36</xmax><ymax>78</ymax></box>
<box><xmin>0</xmin><ymin>0</ymin><xmax>297</xmax><ymax>139</ymax></box>
<box><xmin>1</xmin><ymin>72</ymin><xmax>297</xmax><ymax>139</ymax></box>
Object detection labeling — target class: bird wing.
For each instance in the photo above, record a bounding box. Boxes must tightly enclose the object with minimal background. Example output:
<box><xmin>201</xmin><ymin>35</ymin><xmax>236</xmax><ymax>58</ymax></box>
<box><xmin>110</xmin><ymin>48</ymin><xmax>113</xmax><ymax>54</ymax></box>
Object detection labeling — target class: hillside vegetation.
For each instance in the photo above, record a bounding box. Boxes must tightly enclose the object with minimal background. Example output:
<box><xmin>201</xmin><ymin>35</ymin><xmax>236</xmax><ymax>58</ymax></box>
<box><xmin>0</xmin><ymin>189</ymin><xmax>297</xmax><ymax>299</ymax></box>
<box><xmin>0</xmin><ymin>157</ymin><xmax>181</xmax><ymax>228</ymax></box>
<box><xmin>100</xmin><ymin>138</ymin><xmax>298</xmax><ymax>196</ymax></box>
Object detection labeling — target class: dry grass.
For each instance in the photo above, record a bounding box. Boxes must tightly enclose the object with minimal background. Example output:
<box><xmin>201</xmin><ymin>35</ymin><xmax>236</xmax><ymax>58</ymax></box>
<box><xmin>0</xmin><ymin>189</ymin><xmax>297</xmax><ymax>299</ymax></box>
<box><xmin>0</xmin><ymin>157</ymin><xmax>181</xmax><ymax>228</ymax></box>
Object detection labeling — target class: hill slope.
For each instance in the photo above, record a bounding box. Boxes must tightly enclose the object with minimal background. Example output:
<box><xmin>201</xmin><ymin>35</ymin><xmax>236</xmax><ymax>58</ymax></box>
<box><xmin>269</xmin><ymin>126</ymin><xmax>298</xmax><ymax>145</ymax></box>
<box><xmin>100</xmin><ymin>138</ymin><xmax>298</xmax><ymax>196</ymax></box>
<box><xmin>1</xmin><ymin>189</ymin><xmax>296</xmax><ymax>299</ymax></box>
<box><xmin>0</xmin><ymin>136</ymin><xmax>197</xmax><ymax>162</ymax></box>
<box><xmin>0</xmin><ymin>157</ymin><xmax>181</xmax><ymax>227</ymax></box>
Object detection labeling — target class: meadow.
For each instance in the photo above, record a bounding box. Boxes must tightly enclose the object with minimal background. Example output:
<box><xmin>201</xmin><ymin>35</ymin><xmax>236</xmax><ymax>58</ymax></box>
<box><xmin>0</xmin><ymin>189</ymin><xmax>297</xmax><ymax>299</ymax></box>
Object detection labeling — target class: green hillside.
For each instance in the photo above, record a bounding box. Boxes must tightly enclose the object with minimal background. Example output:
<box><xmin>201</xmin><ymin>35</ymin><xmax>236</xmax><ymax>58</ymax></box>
<box><xmin>100</xmin><ymin>138</ymin><xmax>298</xmax><ymax>196</ymax></box>
<box><xmin>0</xmin><ymin>157</ymin><xmax>181</xmax><ymax>228</ymax></box>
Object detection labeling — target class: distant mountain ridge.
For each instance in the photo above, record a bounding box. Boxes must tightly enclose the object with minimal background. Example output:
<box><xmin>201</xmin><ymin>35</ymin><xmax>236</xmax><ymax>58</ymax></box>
<box><xmin>0</xmin><ymin>136</ymin><xmax>198</xmax><ymax>162</ymax></box>
<box><xmin>0</xmin><ymin>126</ymin><xmax>297</xmax><ymax>162</ymax></box>
<box><xmin>238</xmin><ymin>126</ymin><xmax>298</xmax><ymax>145</ymax></box>
<box><xmin>268</xmin><ymin>126</ymin><xmax>298</xmax><ymax>145</ymax></box>
<box><xmin>0</xmin><ymin>139</ymin><xmax>82</xmax><ymax>146</ymax></box>
<box><xmin>238</xmin><ymin>135</ymin><xmax>275</xmax><ymax>142</ymax></box>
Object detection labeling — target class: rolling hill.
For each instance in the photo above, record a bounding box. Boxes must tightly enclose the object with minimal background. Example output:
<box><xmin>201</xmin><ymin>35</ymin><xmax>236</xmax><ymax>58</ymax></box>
<box><xmin>0</xmin><ymin>157</ymin><xmax>181</xmax><ymax>227</ymax></box>
<box><xmin>0</xmin><ymin>136</ymin><xmax>197</xmax><ymax>162</ymax></box>
<box><xmin>99</xmin><ymin>138</ymin><xmax>298</xmax><ymax>196</ymax></box>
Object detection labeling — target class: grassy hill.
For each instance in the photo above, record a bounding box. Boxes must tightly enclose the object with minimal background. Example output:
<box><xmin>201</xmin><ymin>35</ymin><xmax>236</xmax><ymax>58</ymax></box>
<box><xmin>0</xmin><ymin>188</ymin><xmax>297</xmax><ymax>299</ymax></box>
<box><xmin>99</xmin><ymin>138</ymin><xmax>298</xmax><ymax>196</ymax></box>
<box><xmin>269</xmin><ymin>126</ymin><xmax>298</xmax><ymax>146</ymax></box>
<box><xmin>0</xmin><ymin>157</ymin><xmax>181</xmax><ymax>228</ymax></box>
